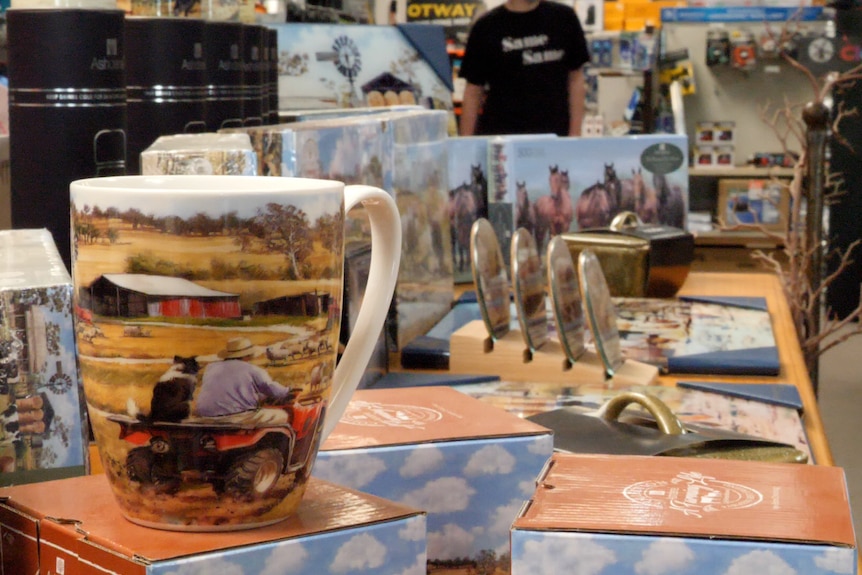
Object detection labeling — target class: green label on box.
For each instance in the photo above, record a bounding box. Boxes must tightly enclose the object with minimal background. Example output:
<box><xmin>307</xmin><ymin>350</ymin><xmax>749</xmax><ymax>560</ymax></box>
<box><xmin>641</xmin><ymin>143</ymin><xmax>685</xmax><ymax>174</ymax></box>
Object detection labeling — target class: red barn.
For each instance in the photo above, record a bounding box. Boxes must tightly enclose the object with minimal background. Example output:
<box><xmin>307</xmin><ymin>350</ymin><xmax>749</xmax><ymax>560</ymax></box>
<box><xmin>83</xmin><ymin>274</ymin><xmax>241</xmax><ymax>319</ymax></box>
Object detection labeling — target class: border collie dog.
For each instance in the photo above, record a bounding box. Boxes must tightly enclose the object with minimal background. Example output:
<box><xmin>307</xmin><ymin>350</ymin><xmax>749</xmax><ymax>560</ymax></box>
<box><xmin>149</xmin><ymin>355</ymin><xmax>200</xmax><ymax>422</ymax></box>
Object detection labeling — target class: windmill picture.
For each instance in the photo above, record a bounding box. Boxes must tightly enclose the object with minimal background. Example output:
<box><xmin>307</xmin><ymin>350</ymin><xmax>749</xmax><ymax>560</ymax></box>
<box><xmin>315</xmin><ymin>34</ymin><xmax>362</xmax><ymax>106</ymax></box>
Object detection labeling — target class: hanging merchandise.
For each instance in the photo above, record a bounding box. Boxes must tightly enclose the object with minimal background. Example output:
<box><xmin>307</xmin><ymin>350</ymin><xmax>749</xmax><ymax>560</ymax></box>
<box><xmin>659</xmin><ymin>50</ymin><xmax>696</xmax><ymax>96</ymax></box>
<box><xmin>618</xmin><ymin>33</ymin><xmax>635</xmax><ymax>69</ymax></box>
<box><xmin>758</xmin><ymin>30</ymin><xmax>780</xmax><ymax>60</ymax></box>
<box><xmin>779</xmin><ymin>32</ymin><xmax>801</xmax><ymax>61</ymax></box>
<box><xmin>706</xmin><ymin>28</ymin><xmax>730</xmax><ymax>67</ymax></box>
<box><xmin>730</xmin><ymin>30</ymin><xmax>758</xmax><ymax>71</ymax></box>
<box><xmin>634</xmin><ymin>26</ymin><xmax>657</xmax><ymax>71</ymax></box>
<box><xmin>590</xmin><ymin>37</ymin><xmax>613</xmax><ymax>68</ymax></box>
<box><xmin>624</xmin><ymin>86</ymin><xmax>645</xmax><ymax>134</ymax></box>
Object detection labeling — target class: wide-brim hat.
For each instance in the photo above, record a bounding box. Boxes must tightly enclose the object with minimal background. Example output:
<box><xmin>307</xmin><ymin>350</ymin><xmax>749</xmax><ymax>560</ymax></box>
<box><xmin>219</xmin><ymin>337</ymin><xmax>256</xmax><ymax>359</ymax></box>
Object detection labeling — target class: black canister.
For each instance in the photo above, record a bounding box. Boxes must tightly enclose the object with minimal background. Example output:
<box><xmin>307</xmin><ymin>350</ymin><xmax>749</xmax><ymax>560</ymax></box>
<box><xmin>241</xmin><ymin>24</ymin><xmax>264</xmax><ymax>127</ymax></box>
<box><xmin>260</xmin><ymin>27</ymin><xmax>270</xmax><ymax>125</ymax></box>
<box><xmin>125</xmin><ymin>17</ymin><xmax>207</xmax><ymax>175</ymax></box>
<box><xmin>267</xmin><ymin>27</ymin><xmax>279</xmax><ymax>125</ymax></box>
<box><xmin>7</xmin><ymin>8</ymin><xmax>127</xmax><ymax>271</ymax></box>
<box><xmin>203</xmin><ymin>20</ymin><xmax>244</xmax><ymax>132</ymax></box>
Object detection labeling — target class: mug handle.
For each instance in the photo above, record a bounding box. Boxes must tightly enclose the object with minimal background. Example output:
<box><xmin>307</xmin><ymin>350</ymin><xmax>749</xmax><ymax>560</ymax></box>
<box><xmin>322</xmin><ymin>184</ymin><xmax>401</xmax><ymax>440</ymax></box>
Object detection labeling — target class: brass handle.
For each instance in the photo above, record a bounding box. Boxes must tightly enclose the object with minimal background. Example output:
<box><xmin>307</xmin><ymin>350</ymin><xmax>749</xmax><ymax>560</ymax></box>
<box><xmin>609</xmin><ymin>211</ymin><xmax>642</xmax><ymax>231</ymax></box>
<box><xmin>598</xmin><ymin>391</ymin><xmax>687</xmax><ymax>435</ymax></box>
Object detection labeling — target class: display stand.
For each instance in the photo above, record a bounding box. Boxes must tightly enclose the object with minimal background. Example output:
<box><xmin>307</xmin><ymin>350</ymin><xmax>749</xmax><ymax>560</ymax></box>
<box><xmin>449</xmin><ymin>320</ymin><xmax>659</xmax><ymax>386</ymax></box>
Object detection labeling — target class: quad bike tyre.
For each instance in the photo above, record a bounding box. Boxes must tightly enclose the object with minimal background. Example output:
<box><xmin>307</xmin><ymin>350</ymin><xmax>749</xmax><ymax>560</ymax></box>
<box><xmin>126</xmin><ymin>446</ymin><xmax>181</xmax><ymax>494</ymax></box>
<box><xmin>224</xmin><ymin>447</ymin><xmax>284</xmax><ymax>496</ymax></box>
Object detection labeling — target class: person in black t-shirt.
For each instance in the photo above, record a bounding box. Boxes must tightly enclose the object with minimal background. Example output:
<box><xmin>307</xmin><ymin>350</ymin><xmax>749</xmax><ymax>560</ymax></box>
<box><xmin>458</xmin><ymin>0</ymin><xmax>590</xmax><ymax>137</ymax></box>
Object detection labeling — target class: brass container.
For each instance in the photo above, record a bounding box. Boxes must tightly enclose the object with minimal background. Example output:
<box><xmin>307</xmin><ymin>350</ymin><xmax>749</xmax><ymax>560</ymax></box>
<box><xmin>562</xmin><ymin>212</ymin><xmax>694</xmax><ymax>298</ymax></box>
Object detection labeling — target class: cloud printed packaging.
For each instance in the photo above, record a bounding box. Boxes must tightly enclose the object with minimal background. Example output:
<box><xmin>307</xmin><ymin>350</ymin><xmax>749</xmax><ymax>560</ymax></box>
<box><xmin>0</xmin><ymin>474</ymin><xmax>426</xmax><ymax>574</ymax></box>
<box><xmin>315</xmin><ymin>386</ymin><xmax>554</xmax><ymax>572</ymax></box>
<box><xmin>512</xmin><ymin>453</ymin><xmax>857</xmax><ymax>575</ymax></box>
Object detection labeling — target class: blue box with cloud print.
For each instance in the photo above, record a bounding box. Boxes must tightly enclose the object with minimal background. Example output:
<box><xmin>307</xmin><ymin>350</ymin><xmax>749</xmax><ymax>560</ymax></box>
<box><xmin>315</xmin><ymin>386</ymin><xmax>554</xmax><ymax>573</ymax></box>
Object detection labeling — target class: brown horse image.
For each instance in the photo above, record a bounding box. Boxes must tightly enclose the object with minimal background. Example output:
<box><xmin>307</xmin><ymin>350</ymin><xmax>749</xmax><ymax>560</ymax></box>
<box><xmin>653</xmin><ymin>172</ymin><xmax>686</xmax><ymax>228</ymax></box>
<box><xmin>449</xmin><ymin>183</ymin><xmax>478</xmax><ymax>272</ymax></box>
<box><xmin>470</xmin><ymin>163</ymin><xmax>487</xmax><ymax>215</ymax></box>
<box><xmin>604</xmin><ymin>162</ymin><xmax>637</xmax><ymax>214</ymax></box>
<box><xmin>632</xmin><ymin>168</ymin><xmax>659</xmax><ymax>223</ymax></box>
<box><xmin>575</xmin><ymin>180</ymin><xmax>613</xmax><ymax>229</ymax></box>
<box><xmin>515</xmin><ymin>180</ymin><xmax>536</xmax><ymax>237</ymax></box>
<box><xmin>535</xmin><ymin>165</ymin><xmax>575</xmax><ymax>251</ymax></box>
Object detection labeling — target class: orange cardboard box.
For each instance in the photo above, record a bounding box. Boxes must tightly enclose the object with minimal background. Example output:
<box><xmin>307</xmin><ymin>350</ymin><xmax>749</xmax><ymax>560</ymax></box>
<box><xmin>512</xmin><ymin>453</ymin><xmax>857</xmax><ymax>573</ymax></box>
<box><xmin>0</xmin><ymin>474</ymin><xmax>426</xmax><ymax>574</ymax></box>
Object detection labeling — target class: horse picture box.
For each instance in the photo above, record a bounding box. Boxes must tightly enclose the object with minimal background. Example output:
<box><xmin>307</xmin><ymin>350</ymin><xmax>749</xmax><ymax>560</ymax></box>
<box><xmin>487</xmin><ymin>134</ymin><xmax>689</xmax><ymax>266</ymax></box>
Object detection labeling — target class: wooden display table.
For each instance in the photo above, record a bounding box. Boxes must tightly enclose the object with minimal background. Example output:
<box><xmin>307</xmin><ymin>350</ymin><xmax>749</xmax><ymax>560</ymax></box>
<box><xmin>447</xmin><ymin>271</ymin><xmax>832</xmax><ymax>466</ymax></box>
<box><xmin>671</xmin><ymin>272</ymin><xmax>832</xmax><ymax>466</ymax></box>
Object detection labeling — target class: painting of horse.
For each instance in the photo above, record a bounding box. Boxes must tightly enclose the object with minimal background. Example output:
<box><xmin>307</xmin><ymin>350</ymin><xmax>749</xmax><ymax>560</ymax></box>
<box><xmin>449</xmin><ymin>182</ymin><xmax>478</xmax><ymax>273</ymax></box>
<box><xmin>535</xmin><ymin>165</ymin><xmax>575</xmax><ymax>252</ymax></box>
<box><xmin>575</xmin><ymin>180</ymin><xmax>613</xmax><ymax>229</ymax></box>
<box><xmin>470</xmin><ymin>163</ymin><xmax>488</xmax><ymax>216</ymax></box>
<box><xmin>515</xmin><ymin>180</ymin><xmax>536</xmax><ymax>237</ymax></box>
<box><xmin>632</xmin><ymin>168</ymin><xmax>659</xmax><ymax>223</ymax></box>
<box><xmin>653</xmin><ymin>172</ymin><xmax>687</xmax><ymax>228</ymax></box>
<box><xmin>603</xmin><ymin>162</ymin><xmax>636</xmax><ymax>214</ymax></box>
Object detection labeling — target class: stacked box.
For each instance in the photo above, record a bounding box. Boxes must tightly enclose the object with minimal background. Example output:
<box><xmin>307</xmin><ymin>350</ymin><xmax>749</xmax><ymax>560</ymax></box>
<box><xmin>228</xmin><ymin>109</ymin><xmax>454</xmax><ymax>351</ymax></box>
<box><xmin>140</xmin><ymin>132</ymin><xmax>258</xmax><ymax>176</ymax></box>
<box><xmin>278</xmin><ymin>104</ymin><xmax>424</xmax><ymax>124</ymax></box>
<box><xmin>315</xmin><ymin>386</ymin><xmax>554</xmax><ymax>572</ymax></box>
<box><xmin>386</xmin><ymin>110</ymin><xmax>454</xmax><ymax>350</ymax></box>
<box><xmin>0</xmin><ymin>473</ymin><xmax>427</xmax><ymax>574</ymax></box>
<box><xmin>344</xmin><ymin>241</ymin><xmax>388</xmax><ymax>389</ymax></box>
<box><xmin>694</xmin><ymin>121</ymin><xmax>736</xmax><ymax>168</ymax></box>
<box><xmin>0</xmin><ymin>229</ymin><xmax>89</xmax><ymax>486</ymax></box>
<box><xmin>489</xmin><ymin>134</ymin><xmax>689</xmax><ymax>260</ymax></box>
<box><xmin>512</xmin><ymin>453</ymin><xmax>857</xmax><ymax>574</ymax></box>
<box><xmin>447</xmin><ymin>136</ymin><xmax>490</xmax><ymax>284</ymax></box>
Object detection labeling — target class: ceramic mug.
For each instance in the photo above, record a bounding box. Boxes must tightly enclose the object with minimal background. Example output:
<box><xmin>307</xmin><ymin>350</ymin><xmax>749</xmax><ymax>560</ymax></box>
<box><xmin>70</xmin><ymin>175</ymin><xmax>400</xmax><ymax>531</ymax></box>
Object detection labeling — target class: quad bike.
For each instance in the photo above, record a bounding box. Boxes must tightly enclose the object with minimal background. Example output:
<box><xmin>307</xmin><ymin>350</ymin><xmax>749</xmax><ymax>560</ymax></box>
<box><xmin>108</xmin><ymin>393</ymin><xmax>326</xmax><ymax>497</ymax></box>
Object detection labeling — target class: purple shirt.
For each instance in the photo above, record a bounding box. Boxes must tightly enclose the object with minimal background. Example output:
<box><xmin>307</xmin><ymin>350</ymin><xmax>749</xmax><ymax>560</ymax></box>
<box><xmin>194</xmin><ymin>359</ymin><xmax>294</xmax><ymax>417</ymax></box>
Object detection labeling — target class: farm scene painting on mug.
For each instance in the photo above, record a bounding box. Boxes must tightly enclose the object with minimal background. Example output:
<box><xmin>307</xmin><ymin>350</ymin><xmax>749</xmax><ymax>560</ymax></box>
<box><xmin>489</xmin><ymin>134</ymin><xmax>689</xmax><ymax>257</ymax></box>
<box><xmin>70</xmin><ymin>187</ymin><xmax>345</xmax><ymax>529</ymax></box>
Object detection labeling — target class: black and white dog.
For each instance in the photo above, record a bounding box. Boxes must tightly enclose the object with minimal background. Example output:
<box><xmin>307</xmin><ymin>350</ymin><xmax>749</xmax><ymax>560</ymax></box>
<box><xmin>148</xmin><ymin>355</ymin><xmax>200</xmax><ymax>423</ymax></box>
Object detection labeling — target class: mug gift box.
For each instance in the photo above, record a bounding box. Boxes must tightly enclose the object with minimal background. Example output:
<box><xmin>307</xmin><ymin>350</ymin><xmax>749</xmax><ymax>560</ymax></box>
<box><xmin>0</xmin><ymin>473</ymin><xmax>427</xmax><ymax>575</ymax></box>
<box><xmin>511</xmin><ymin>453</ymin><xmax>857</xmax><ymax>574</ymax></box>
<box><xmin>314</xmin><ymin>386</ymin><xmax>554</xmax><ymax>571</ymax></box>
<box><xmin>228</xmin><ymin>108</ymin><xmax>455</xmax><ymax>352</ymax></box>
<box><xmin>140</xmin><ymin>133</ymin><xmax>258</xmax><ymax>176</ymax></box>
<box><xmin>382</xmin><ymin>109</ymin><xmax>454</xmax><ymax>350</ymax></box>
<box><xmin>0</xmin><ymin>229</ymin><xmax>90</xmax><ymax>487</ymax></box>
<box><xmin>487</xmin><ymin>134</ymin><xmax>689</xmax><ymax>267</ymax></box>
